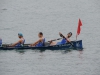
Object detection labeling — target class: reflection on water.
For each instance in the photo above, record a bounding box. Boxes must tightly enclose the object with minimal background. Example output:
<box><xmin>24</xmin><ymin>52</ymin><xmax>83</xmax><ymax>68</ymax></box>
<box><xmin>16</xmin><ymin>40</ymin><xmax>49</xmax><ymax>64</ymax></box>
<box><xmin>15</xmin><ymin>50</ymin><xmax>26</xmax><ymax>54</ymax></box>
<box><xmin>15</xmin><ymin>49</ymin><xmax>46</xmax><ymax>54</ymax></box>
<box><xmin>78</xmin><ymin>50</ymin><xmax>83</xmax><ymax>59</ymax></box>
<box><xmin>14</xmin><ymin>49</ymin><xmax>83</xmax><ymax>55</ymax></box>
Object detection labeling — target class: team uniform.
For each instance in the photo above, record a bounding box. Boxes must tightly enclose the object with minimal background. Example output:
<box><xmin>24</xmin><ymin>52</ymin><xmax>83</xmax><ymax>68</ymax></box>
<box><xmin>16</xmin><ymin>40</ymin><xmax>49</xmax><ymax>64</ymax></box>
<box><xmin>16</xmin><ymin>38</ymin><xmax>25</xmax><ymax>47</ymax></box>
<box><xmin>56</xmin><ymin>38</ymin><xmax>67</xmax><ymax>45</ymax></box>
<box><xmin>35</xmin><ymin>38</ymin><xmax>45</xmax><ymax>47</ymax></box>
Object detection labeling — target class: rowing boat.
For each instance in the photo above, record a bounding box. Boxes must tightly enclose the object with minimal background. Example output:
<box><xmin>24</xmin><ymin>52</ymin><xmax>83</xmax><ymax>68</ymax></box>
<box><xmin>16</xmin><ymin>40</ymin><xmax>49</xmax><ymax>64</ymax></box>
<box><xmin>0</xmin><ymin>40</ymin><xmax>83</xmax><ymax>50</ymax></box>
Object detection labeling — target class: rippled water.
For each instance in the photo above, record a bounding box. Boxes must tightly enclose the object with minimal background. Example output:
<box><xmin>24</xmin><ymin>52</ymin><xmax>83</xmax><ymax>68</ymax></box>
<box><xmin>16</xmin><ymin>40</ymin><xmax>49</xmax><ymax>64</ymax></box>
<box><xmin>0</xmin><ymin>0</ymin><xmax>100</xmax><ymax>75</ymax></box>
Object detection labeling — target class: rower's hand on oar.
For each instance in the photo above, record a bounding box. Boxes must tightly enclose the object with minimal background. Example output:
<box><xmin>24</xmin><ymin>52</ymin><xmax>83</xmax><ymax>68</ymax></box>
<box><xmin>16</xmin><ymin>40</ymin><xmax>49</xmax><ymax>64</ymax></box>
<box><xmin>6</xmin><ymin>44</ymin><xmax>11</xmax><ymax>47</ymax></box>
<box><xmin>5</xmin><ymin>44</ymin><xmax>12</xmax><ymax>47</ymax></box>
<box><xmin>48</xmin><ymin>40</ymin><xmax>54</xmax><ymax>43</ymax></box>
<box><xmin>59</xmin><ymin>32</ymin><xmax>65</xmax><ymax>38</ymax></box>
<box><xmin>29</xmin><ymin>44</ymin><xmax>34</xmax><ymax>47</ymax></box>
<box><xmin>28</xmin><ymin>45</ymin><xmax>32</xmax><ymax>47</ymax></box>
<box><xmin>59</xmin><ymin>32</ymin><xmax>63</xmax><ymax>37</ymax></box>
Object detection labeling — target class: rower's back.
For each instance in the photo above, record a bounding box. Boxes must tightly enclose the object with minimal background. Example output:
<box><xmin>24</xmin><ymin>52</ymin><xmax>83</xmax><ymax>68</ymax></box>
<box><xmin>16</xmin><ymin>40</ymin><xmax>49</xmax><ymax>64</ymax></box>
<box><xmin>36</xmin><ymin>38</ymin><xmax>45</xmax><ymax>47</ymax></box>
<box><xmin>36</xmin><ymin>32</ymin><xmax>45</xmax><ymax>47</ymax></box>
<box><xmin>16</xmin><ymin>38</ymin><xmax>25</xmax><ymax>47</ymax></box>
<box><xmin>16</xmin><ymin>33</ymin><xmax>25</xmax><ymax>47</ymax></box>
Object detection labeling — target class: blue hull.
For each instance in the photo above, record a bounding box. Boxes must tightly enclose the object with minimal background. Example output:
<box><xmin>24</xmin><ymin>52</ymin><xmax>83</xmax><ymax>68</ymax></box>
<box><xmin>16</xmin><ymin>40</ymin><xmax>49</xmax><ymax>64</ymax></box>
<box><xmin>0</xmin><ymin>40</ymin><xmax>83</xmax><ymax>50</ymax></box>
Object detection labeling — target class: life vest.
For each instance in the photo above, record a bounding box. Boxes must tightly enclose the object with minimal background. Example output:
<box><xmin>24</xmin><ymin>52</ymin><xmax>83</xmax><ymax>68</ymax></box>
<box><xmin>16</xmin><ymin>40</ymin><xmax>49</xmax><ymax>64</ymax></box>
<box><xmin>36</xmin><ymin>38</ymin><xmax>45</xmax><ymax>47</ymax></box>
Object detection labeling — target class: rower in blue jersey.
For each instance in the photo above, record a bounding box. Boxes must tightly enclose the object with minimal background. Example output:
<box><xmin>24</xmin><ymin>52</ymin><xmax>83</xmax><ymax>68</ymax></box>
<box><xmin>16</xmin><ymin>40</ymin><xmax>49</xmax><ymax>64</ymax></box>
<box><xmin>0</xmin><ymin>38</ymin><xmax>2</xmax><ymax>47</ymax></box>
<box><xmin>30</xmin><ymin>32</ymin><xmax>45</xmax><ymax>47</ymax></box>
<box><xmin>50</xmin><ymin>32</ymin><xmax>72</xmax><ymax>45</ymax></box>
<box><xmin>10</xmin><ymin>33</ymin><xmax>25</xmax><ymax>47</ymax></box>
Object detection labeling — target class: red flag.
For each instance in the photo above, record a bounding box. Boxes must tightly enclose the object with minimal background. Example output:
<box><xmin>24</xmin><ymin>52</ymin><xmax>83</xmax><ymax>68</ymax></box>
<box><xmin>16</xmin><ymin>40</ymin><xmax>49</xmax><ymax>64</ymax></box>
<box><xmin>76</xmin><ymin>19</ymin><xmax>82</xmax><ymax>39</ymax></box>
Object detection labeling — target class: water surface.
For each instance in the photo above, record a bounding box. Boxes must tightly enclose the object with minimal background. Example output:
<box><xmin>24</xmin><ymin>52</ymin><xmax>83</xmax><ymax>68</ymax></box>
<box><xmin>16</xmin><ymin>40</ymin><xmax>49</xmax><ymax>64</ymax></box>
<box><xmin>0</xmin><ymin>0</ymin><xmax>100</xmax><ymax>75</ymax></box>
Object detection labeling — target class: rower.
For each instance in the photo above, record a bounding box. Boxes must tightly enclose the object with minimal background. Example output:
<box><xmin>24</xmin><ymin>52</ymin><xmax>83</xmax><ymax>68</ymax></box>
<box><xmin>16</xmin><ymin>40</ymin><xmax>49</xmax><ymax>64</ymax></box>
<box><xmin>50</xmin><ymin>32</ymin><xmax>72</xmax><ymax>45</ymax></box>
<box><xmin>10</xmin><ymin>33</ymin><xmax>25</xmax><ymax>47</ymax></box>
<box><xmin>0</xmin><ymin>38</ymin><xmax>2</xmax><ymax>47</ymax></box>
<box><xmin>30</xmin><ymin>32</ymin><xmax>45</xmax><ymax>47</ymax></box>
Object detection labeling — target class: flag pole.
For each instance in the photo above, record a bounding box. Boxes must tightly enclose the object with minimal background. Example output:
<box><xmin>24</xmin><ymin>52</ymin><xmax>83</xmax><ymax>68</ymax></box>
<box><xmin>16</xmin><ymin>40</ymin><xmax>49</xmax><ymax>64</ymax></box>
<box><xmin>76</xmin><ymin>34</ymin><xmax>77</xmax><ymax>41</ymax></box>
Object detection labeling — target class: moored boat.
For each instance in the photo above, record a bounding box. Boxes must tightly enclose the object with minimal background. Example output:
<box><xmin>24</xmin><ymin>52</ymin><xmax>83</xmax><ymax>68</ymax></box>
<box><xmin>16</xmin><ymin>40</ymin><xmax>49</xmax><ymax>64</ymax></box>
<box><xmin>0</xmin><ymin>40</ymin><xmax>83</xmax><ymax>50</ymax></box>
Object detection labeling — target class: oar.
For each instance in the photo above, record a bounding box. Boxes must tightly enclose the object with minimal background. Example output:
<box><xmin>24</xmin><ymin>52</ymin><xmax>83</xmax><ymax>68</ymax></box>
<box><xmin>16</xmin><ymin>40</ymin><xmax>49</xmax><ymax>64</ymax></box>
<box><xmin>2</xmin><ymin>43</ymin><xmax>36</xmax><ymax>46</ymax></box>
<box><xmin>48</xmin><ymin>38</ymin><xmax>62</xmax><ymax>42</ymax></box>
<box><xmin>59</xmin><ymin>33</ymin><xmax>75</xmax><ymax>48</ymax></box>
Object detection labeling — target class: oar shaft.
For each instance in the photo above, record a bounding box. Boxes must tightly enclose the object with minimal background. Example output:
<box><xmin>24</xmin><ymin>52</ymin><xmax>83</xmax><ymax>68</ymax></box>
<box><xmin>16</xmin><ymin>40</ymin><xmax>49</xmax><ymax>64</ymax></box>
<box><xmin>48</xmin><ymin>38</ymin><xmax>62</xmax><ymax>42</ymax></box>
